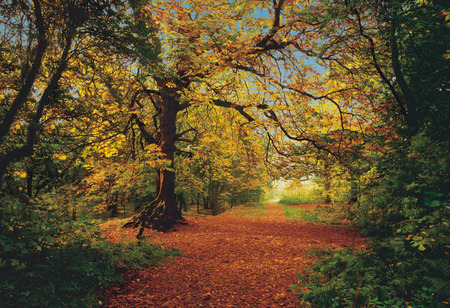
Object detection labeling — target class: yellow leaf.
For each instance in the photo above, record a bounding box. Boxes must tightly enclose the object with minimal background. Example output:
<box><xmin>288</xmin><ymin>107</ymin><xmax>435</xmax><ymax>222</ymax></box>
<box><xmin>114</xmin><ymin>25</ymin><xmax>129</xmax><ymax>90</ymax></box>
<box><xmin>13</xmin><ymin>171</ymin><xmax>27</xmax><ymax>178</ymax></box>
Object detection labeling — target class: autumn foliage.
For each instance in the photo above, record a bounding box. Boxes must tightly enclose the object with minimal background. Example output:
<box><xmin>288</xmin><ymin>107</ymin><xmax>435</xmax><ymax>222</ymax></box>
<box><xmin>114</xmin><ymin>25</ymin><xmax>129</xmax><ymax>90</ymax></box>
<box><xmin>1</xmin><ymin>0</ymin><xmax>449</xmax><ymax>307</ymax></box>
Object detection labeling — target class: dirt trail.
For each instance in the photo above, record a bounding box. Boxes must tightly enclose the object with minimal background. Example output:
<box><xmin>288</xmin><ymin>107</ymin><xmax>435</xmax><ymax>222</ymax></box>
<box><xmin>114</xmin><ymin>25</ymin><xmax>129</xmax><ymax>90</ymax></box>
<box><xmin>102</xmin><ymin>202</ymin><xmax>366</xmax><ymax>307</ymax></box>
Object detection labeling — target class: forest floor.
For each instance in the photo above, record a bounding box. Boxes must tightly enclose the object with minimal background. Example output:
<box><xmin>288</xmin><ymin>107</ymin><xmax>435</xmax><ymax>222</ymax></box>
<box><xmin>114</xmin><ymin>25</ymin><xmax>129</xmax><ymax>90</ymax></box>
<box><xmin>100</xmin><ymin>202</ymin><xmax>367</xmax><ymax>307</ymax></box>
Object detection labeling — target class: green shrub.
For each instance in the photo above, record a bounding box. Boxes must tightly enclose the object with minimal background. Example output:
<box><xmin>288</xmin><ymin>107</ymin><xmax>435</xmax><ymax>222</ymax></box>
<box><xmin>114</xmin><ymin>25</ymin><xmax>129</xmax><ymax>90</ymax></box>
<box><xmin>294</xmin><ymin>241</ymin><xmax>449</xmax><ymax>308</ymax></box>
<box><xmin>0</xmin><ymin>198</ymin><xmax>180</xmax><ymax>308</ymax></box>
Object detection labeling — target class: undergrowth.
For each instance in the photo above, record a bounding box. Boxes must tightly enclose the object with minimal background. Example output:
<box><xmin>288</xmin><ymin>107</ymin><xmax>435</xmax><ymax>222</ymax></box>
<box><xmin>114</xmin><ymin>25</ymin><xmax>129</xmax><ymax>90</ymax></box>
<box><xmin>0</xmin><ymin>199</ymin><xmax>180</xmax><ymax>308</ymax></box>
<box><xmin>293</xmin><ymin>242</ymin><xmax>449</xmax><ymax>308</ymax></box>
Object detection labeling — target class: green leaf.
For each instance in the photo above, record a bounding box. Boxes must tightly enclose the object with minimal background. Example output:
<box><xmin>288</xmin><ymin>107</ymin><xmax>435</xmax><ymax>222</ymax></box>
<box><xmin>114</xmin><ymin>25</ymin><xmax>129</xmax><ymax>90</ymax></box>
<box><xmin>424</xmin><ymin>200</ymin><xmax>441</xmax><ymax>208</ymax></box>
<box><xmin>30</xmin><ymin>212</ymin><xmax>40</xmax><ymax>220</ymax></box>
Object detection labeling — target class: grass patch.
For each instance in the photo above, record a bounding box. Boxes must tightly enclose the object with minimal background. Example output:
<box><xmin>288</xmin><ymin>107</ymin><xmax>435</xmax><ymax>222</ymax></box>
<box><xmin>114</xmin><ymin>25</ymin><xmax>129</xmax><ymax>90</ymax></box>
<box><xmin>279</xmin><ymin>195</ymin><xmax>322</xmax><ymax>205</ymax></box>
<box><xmin>219</xmin><ymin>202</ymin><xmax>266</xmax><ymax>217</ymax></box>
<box><xmin>283</xmin><ymin>205</ymin><xmax>345</xmax><ymax>225</ymax></box>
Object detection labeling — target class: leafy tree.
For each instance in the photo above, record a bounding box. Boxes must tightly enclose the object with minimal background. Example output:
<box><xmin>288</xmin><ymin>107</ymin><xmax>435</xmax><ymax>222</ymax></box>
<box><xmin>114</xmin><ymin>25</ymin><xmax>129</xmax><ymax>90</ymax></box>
<box><xmin>0</xmin><ymin>0</ymin><xmax>157</xmax><ymax>191</ymax></box>
<box><xmin>0</xmin><ymin>3</ymin><xmax>174</xmax><ymax>306</ymax></box>
<box><xmin>112</xmin><ymin>0</ymin><xmax>393</xmax><ymax>233</ymax></box>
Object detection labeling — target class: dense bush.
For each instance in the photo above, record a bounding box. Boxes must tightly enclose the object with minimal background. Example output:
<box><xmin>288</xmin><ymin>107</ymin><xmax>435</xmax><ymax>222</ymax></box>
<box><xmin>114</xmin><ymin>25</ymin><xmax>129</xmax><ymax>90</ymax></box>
<box><xmin>294</xmin><ymin>133</ymin><xmax>449</xmax><ymax>307</ymax></box>
<box><xmin>294</xmin><ymin>132</ymin><xmax>449</xmax><ymax>307</ymax></box>
<box><xmin>0</xmin><ymin>198</ymin><xmax>179</xmax><ymax>308</ymax></box>
<box><xmin>294</xmin><ymin>240</ymin><xmax>449</xmax><ymax>308</ymax></box>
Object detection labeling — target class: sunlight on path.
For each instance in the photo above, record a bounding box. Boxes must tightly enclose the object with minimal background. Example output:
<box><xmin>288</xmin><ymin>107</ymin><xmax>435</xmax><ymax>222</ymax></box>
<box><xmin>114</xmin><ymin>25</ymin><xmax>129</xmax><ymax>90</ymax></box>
<box><xmin>262</xmin><ymin>201</ymin><xmax>289</xmax><ymax>220</ymax></box>
<box><xmin>103</xmin><ymin>202</ymin><xmax>367</xmax><ymax>307</ymax></box>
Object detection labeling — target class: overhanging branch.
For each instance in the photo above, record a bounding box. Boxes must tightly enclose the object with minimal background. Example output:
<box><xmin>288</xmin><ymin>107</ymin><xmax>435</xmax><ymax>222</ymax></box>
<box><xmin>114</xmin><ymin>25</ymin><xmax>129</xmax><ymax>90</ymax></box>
<box><xmin>212</xmin><ymin>99</ymin><xmax>256</xmax><ymax>122</ymax></box>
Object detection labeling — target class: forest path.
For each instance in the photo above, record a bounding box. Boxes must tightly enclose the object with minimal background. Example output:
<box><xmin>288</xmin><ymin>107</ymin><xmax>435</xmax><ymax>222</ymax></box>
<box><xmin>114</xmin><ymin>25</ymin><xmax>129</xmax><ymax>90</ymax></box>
<box><xmin>102</xmin><ymin>202</ymin><xmax>366</xmax><ymax>307</ymax></box>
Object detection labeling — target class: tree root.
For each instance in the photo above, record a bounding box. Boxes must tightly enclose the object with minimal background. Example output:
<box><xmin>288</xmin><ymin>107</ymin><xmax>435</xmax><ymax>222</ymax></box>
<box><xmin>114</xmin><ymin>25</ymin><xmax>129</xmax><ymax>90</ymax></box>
<box><xmin>122</xmin><ymin>200</ymin><xmax>185</xmax><ymax>238</ymax></box>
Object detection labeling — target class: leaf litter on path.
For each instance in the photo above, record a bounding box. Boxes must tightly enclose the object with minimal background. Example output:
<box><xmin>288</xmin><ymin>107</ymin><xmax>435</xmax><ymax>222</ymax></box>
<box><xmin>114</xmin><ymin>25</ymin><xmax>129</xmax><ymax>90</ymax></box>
<box><xmin>102</xmin><ymin>202</ymin><xmax>367</xmax><ymax>307</ymax></box>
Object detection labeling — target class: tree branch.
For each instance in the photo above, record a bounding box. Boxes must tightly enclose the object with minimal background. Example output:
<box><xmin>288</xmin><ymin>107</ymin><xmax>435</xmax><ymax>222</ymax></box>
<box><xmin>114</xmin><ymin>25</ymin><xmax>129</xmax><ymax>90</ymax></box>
<box><xmin>0</xmin><ymin>25</ymin><xmax>73</xmax><ymax>182</ymax></box>
<box><xmin>256</xmin><ymin>0</ymin><xmax>285</xmax><ymax>49</ymax></box>
<box><xmin>178</xmin><ymin>101</ymin><xmax>191</xmax><ymax>111</ymax></box>
<box><xmin>175</xmin><ymin>128</ymin><xmax>198</xmax><ymax>141</ymax></box>
<box><xmin>0</xmin><ymin>0</ymin><xmax>48</xmax><ymax>143</ymax></box>
<box><xmin>130</xmin><ymin>114</ymin><xmax>158</xmax><ymax>145</ymax></box>
<box><xmin>389</xmin><ymin>22</ymin><xmax>416</xmax><ymax>128</ymax></box>
<box><xmin>143</xmin><ymin>88</ymin><xmax>161</xmax><ymax>96</ymax></box>
<box><xmin>264</xmin><ymin>109</ymin><xmax>340</xmax><ymax>159</ymax></box>
<box><xmin>353</xmin><ymin>7</ymin><xmax>407</xmax><ymax>121</ymax></box>
<box><xmin>212</xmin><ymin>99</ymin><xmax>256</xmax><ymax>122</ymax></box>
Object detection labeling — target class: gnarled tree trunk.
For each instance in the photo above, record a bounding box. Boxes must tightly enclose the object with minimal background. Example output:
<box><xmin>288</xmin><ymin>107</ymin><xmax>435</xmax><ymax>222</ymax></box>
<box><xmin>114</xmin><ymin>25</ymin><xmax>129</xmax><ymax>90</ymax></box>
<box><xmin>124</xmin><ymin>82</ymin><xmax>183</xmax><ymax>236</ymax></box>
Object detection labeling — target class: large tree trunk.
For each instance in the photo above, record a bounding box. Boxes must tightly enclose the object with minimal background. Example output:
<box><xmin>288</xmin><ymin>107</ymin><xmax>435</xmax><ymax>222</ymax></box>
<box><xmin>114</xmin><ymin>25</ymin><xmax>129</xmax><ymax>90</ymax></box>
<box><xmin>124</xmin><ymin>82</ymin><xmax>183</xmax><ymax>236</ymax></box>
<box><xmin>158</xmin><ymin>85</ymin><xmax>178</xmax><ymax>218</ymax></box>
